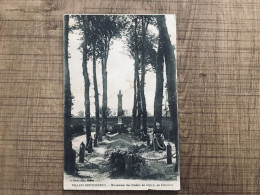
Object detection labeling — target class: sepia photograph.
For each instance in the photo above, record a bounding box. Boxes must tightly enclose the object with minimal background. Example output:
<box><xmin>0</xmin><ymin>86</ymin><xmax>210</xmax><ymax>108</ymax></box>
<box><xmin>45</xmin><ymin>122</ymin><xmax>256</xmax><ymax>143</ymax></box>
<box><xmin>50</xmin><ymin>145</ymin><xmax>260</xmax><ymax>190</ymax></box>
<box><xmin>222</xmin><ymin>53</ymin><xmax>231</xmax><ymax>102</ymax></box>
<box><xmin>63</xmin><ymin>14</ymin><xmax>179</xmax><ymax>190</ymax></box>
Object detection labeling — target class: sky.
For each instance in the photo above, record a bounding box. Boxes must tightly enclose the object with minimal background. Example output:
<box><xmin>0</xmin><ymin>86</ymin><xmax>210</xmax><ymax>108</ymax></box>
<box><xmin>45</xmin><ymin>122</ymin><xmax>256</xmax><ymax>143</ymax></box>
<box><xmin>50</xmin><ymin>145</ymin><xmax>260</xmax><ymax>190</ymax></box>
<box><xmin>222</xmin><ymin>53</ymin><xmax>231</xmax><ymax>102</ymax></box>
<box><xmin>68</xmin><ymin>15</ymin><xmax>176</xmax><ymax>117</ymax></box>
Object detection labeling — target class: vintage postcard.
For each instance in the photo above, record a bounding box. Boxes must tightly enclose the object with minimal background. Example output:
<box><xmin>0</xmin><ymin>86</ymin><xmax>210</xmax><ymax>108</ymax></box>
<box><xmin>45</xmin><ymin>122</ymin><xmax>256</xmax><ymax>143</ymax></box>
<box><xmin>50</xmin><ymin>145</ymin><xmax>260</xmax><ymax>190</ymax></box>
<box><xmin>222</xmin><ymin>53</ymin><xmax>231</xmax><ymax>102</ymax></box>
<box><xmin>64</xmin><ymin>14</ymin><xmax>180</xmax><ymax>190</ymax></box>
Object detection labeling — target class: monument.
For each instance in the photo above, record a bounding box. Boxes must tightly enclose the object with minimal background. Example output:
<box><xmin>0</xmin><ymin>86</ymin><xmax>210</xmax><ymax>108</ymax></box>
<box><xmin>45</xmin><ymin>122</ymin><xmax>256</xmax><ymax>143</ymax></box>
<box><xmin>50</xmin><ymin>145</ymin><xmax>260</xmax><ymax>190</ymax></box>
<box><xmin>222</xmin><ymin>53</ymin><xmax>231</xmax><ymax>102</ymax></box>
<box><xmin>117</xmin><ymin>90</ymin><xmax>123</xmax><ymax>124</ymax></box>
<box><xmin>110</xmin><ymin>90</ymin><xmax>126</xmax><ymax>134</ymax></box>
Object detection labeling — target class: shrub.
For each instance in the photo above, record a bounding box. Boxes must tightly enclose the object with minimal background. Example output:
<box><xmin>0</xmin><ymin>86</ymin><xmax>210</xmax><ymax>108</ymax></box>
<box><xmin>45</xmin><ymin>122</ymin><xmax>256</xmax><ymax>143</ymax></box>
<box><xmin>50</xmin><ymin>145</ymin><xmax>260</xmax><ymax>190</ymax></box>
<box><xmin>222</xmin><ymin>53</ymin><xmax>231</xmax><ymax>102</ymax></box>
<box><xmin>109</xmin><ymin>149</ymin><xmax>145</xmax><ymax>177</ymax></box>
<box><xmin>72</xmin><ymin>124</ymin><xmax>84</xmax><ymax>136</ymax></box>
<box><xmin>109</xmin><ymin>150</ymin><xmax>126</xmax><ymax>175</ymax></box>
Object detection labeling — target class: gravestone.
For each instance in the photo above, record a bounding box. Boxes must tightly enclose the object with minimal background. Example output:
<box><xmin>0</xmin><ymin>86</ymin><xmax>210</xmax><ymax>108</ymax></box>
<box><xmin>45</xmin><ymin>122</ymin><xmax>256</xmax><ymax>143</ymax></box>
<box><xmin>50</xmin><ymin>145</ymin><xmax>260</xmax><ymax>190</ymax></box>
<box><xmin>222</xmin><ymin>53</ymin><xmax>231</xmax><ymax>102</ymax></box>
<box><xmin>87</xmin><ymin>137</ymin><xmax>93</xmax><ymax>153</ymax></box>
<box><xmin>167</xmin><ymin>144</ymin><xmax>172</xmax><ymax>164</ymax></box>
<box><xmin>79</xmin><ymin>142</ymin><xmax>85</xmax><ymax>163</ymax></box>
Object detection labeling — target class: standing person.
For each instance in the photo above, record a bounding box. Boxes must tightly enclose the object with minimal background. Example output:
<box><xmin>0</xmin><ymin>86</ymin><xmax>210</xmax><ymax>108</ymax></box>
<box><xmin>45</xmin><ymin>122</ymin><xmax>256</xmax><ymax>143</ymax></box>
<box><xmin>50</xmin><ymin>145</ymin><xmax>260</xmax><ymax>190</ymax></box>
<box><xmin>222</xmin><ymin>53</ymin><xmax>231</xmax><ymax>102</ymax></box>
<box><xmin>154</xmin><ymin>122</ymin><xmax>166</xmax><ymax>150</ymax></box>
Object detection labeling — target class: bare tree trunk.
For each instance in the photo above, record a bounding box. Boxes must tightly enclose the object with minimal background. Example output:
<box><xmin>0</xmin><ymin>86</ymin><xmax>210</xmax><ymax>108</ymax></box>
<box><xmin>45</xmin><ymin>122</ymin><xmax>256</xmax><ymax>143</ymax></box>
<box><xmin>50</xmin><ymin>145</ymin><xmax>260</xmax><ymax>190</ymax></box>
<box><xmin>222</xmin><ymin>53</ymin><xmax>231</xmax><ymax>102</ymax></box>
<box><xmin>136</xmin><ymin>67</ymin><xmax>142</xmax><ymax>131</ymax></box>
<box><xmin>81</xmin><ymin>16</ymin><xmax>91</xmax><ymax>147</ymax></box>
<box><xmin>102</xmin><ymin>68</ymin><xmax>108</xmax><ymax>134</ymax></box>
<box><xmin>102</xmin><ymin>39</ymin><xmax>109</xmax><ymax>134</ymax></box>
<box><xmin>101</xmin><ymin>63</ymin><xmax>107</xmax><ymax>134</ymax></box>
<box><xmin>132</xmin><ymin>18</ymin><xmax>138</xmax><ymax>135</ymax></box>
<box><xmin>132</xmin><ymin>67</ymin><xmax>137</xmax><ymax>134</ymax></box>
<box><xmin>156</xmin><ymin>15</ymin><xmax>179</xmax><ymax>173</ymax></box>
<box><xmin>64</xmin><ymin>15</ymin><xmax>72</xmax><ymax>172</ymax></box>
<box><xmin>92</xmin><ymin>40</ymin><xmax>101</xmax><ymax>141</ymax></box>
<box><xmin>140</xmin><ymin>16</ymin><xmax>148</xmax><ymax>139</ymax></box>
<box><xmin>153</xmin><ymin>35</ymin><xmax>164</xmax><ymax>134</ymax></box>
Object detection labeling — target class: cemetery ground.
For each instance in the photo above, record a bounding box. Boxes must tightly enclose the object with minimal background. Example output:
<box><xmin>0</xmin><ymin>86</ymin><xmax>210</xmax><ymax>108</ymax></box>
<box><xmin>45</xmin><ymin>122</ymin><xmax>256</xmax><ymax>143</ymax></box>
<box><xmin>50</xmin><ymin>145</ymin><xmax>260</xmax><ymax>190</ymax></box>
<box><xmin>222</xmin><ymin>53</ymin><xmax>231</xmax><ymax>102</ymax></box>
<box><xmin>64</xmin><ymin>125</ymin><xmax>178</xmax><ymax>182</ymax></box>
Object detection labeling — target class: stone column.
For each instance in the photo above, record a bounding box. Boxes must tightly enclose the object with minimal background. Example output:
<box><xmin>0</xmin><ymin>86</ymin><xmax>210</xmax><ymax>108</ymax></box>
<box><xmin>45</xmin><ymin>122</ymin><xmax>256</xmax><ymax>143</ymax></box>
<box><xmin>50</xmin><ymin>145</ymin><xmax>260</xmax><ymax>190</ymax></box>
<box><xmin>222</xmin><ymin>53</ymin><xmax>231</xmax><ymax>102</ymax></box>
<box><xmin>117</xmin><ymin>90</ymin><xmax>123</xmax><ymax>124</ymax></box>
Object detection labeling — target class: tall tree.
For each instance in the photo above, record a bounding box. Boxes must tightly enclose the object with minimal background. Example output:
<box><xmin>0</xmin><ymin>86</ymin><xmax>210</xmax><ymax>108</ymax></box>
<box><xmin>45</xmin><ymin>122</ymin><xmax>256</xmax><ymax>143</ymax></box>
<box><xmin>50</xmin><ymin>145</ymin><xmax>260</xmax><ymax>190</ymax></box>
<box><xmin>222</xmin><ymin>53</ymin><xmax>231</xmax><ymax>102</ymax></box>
<box><xmin>132</xmin><ymin>17</ymin><xmax>139</xmax><ymax>135</ymax></box>
<box><xmin>125</xmin><ymin>15</ymin><xmax>156</xmax><ymax>136</ymax></box>
<box><xmin>98</xmin><ymin>16</ymin><xmax>110</xmax><ymax>136</ymax></box>
<box><xmin>140</xmin><ymin>16</ymin><xmax>150</xmax><ymax>139</ymax></box>
<box><xmin>156</xmin><ymin>15</ymin><xmax>179</xmax><ymax>172</ymax></box>
<box><xmin>97</xmin><ymin>16</ymin><xmax>125</xmax><ymax>135</ymax></box>
<box><xmin>64</xmin><ymin>15</ymin><xmax>73</xmax><ymax>172</ymax></box>
<box><xmin>101</xmin><ymin>38</ymin><xmax>108</xmax><ymax>135</ymax></box>
<box><xmin>89</xmin><ymin>16</ymin><xmax>101</xmax><ymax>141</ymax></box>
<box><xmin>153</xmin><ymin>33</ymin><xmax>164</xmax><ymax>130</ymax></box>
<box><xmin>81</xmin><ymin>16</ymin><xmax>92</xmax><ymax>147</ymax></box>
<box><xmin>127</xmin><ymin>16</ymin><xmax>142</xmax><ymax>134</ymax></box>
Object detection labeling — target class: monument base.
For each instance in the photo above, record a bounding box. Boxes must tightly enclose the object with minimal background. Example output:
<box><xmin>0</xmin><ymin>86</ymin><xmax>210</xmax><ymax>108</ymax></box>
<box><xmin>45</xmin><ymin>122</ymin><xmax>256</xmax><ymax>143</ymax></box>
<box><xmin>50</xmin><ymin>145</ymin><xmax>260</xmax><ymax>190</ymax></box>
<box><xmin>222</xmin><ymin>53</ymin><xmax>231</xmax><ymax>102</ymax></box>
<box><xmin>110</xmin><ymin>120</ymin><xmax>127</xmax><ymax>134</ymax></box>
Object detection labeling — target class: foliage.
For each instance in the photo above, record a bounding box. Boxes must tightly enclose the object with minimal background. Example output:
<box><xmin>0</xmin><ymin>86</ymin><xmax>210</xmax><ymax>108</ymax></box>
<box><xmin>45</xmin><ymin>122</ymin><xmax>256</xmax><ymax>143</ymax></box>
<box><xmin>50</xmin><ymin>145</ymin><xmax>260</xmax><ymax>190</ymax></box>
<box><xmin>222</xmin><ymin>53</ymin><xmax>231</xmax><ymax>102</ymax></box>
<box><xmin>77</xmin><ymin>110</ymin><xmax>84</xmax><ymax>117</ymax></box>
<box><xmin>109</xmin><ymin>149</ymin><xmax>145</xmax><ymax>177</ymax></box>
<box><xmin>71</xmin><ymin>124</ymin><xmax>84</xmax><ymax>136</ymax></box>
<box><xmin>124</xmin><ymin>15</ymin><xmax>158</xmax><ymax>71</ymax></box>
<box><xmin>71</xmin><ymin>15</ymin><xmax>127</xmax><ymax>61</ymax></box>
<box><xmin>99</xmin><ymin>107</ymin><xmax>112</xmax><ymax>116</ymax></box>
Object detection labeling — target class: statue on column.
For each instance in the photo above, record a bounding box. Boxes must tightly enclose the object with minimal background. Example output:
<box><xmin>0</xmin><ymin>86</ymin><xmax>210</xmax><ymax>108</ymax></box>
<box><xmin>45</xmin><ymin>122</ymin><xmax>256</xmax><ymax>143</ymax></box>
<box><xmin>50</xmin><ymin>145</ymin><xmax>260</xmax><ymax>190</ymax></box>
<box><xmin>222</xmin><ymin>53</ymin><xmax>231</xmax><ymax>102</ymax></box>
<box><xmin>111</xmin><ymin>90</ymin><xmax>126</xmax><ymax>134</ymax></box>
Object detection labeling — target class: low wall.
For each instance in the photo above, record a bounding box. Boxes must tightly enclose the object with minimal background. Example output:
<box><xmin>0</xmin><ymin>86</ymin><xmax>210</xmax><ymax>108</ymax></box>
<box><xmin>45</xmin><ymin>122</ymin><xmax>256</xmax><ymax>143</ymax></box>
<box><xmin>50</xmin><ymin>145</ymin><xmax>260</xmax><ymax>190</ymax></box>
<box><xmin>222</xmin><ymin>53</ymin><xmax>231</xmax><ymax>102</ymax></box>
<box><xmin>71</xmin><ymin>116</ymin><xmax>174</xmax><ymax>137</ymax></box>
